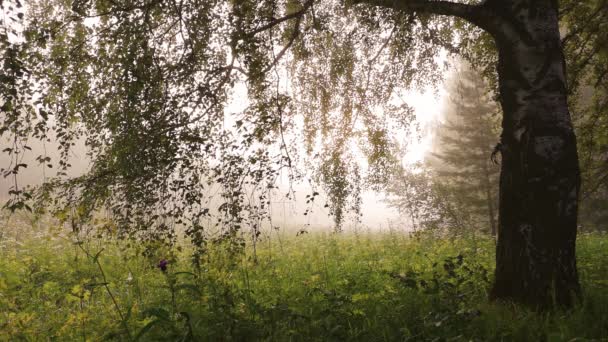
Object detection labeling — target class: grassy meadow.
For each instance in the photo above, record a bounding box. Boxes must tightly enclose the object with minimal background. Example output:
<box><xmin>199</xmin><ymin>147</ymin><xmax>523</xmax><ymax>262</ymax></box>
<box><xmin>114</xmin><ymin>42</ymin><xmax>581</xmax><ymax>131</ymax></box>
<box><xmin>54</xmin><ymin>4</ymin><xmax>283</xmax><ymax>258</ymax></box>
<box><xmin>1</xmin><ymin>220</ymin><xmax>607</xmax><ymax>341</ymax></box>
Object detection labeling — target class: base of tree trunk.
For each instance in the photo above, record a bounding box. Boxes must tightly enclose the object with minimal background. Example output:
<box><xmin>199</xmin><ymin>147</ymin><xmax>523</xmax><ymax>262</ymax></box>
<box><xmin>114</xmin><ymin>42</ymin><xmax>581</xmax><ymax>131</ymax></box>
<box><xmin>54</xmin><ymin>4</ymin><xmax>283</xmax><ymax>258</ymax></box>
<box><xmin>490</xmin><ymin>135</ymin><xmax>582</xmax><ymax>309</ymax></box>
<box><xmin>490</xmin><ymin>234</ymin><xmax>581</xmax><ymax>309</ymax></box>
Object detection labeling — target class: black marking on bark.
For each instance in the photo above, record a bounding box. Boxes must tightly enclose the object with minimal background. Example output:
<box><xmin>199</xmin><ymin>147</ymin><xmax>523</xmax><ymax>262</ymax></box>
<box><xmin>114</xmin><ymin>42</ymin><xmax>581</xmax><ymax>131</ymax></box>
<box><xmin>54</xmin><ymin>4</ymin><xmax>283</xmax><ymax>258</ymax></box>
<box><xmin>491</xmin><ymin>142</ymin><xmax>504</xmax><ymax>165</ymax></box>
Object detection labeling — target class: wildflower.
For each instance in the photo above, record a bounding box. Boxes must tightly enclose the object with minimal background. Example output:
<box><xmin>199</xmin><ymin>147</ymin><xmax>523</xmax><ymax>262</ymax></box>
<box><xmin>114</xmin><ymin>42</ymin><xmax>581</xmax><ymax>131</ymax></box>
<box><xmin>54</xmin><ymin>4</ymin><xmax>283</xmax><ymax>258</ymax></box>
<box><xmin>157</xmin><ymin>259</ymin><xmax>168</xmax><ymax>272</ymax></box>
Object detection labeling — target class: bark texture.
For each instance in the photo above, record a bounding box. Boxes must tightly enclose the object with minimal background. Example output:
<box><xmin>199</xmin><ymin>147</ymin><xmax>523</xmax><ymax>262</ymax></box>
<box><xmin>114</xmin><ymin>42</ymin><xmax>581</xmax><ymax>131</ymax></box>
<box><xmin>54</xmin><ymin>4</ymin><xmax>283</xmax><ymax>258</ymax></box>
<box><xmin>357</xmin><ymin>0</ymin><xmax>582</xmax><ymax>308</ymax></box>
<box><xmin>487</xmin><ymin>0</ymin><xmax>581</xmax><ymax>308</ymax></box>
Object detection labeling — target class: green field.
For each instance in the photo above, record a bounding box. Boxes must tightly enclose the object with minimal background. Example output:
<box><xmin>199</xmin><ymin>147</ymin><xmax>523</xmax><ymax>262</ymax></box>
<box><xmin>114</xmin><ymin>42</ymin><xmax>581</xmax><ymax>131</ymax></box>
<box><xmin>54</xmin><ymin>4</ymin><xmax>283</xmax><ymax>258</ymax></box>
<box><xmin>1</xmin><ymin>229</ymin><xmax>607</xmax><ymax>341</ymax></box>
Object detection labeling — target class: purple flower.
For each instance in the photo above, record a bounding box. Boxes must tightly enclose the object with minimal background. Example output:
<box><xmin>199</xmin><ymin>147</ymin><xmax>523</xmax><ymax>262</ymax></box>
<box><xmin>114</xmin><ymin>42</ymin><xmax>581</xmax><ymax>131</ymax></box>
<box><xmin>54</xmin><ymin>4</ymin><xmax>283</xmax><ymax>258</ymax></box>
<box><xmin>157</xmin><ymin>259</ymin><xmax>169</xmax><ymax>272</ymax></box>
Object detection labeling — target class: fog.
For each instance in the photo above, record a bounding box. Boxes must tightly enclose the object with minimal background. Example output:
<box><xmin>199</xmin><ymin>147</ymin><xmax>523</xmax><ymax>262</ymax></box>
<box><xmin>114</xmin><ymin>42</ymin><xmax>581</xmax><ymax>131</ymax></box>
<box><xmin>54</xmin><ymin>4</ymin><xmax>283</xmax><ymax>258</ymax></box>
<box><xmin>0</xmin><ymin>138</ymin><xmax>402</xmax><ymax>231</ymax></box>
<box><xmin>1</xmin><ymin>85</ymin><xmax>443</xmax><ymax>232</ymax></box>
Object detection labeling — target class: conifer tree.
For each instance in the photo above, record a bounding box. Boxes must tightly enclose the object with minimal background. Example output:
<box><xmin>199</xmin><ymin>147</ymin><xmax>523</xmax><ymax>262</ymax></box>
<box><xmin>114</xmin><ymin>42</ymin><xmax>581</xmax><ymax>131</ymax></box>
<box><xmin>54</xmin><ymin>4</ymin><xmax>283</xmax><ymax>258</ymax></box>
<box><xmin>429</xmin><ymin>63</ymin><xmax>500</xmax><ymax>236</ymax></box>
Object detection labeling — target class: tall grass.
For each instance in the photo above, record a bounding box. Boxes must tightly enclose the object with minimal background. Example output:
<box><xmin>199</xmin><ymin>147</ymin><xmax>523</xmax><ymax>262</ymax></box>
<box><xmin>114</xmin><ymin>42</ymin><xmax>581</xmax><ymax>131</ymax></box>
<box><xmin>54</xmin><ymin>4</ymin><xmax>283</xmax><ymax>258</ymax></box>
<box><xmin>0</xmin><ymin>226</ymin><xmax>607</xmax><ymax>341</ymax></box>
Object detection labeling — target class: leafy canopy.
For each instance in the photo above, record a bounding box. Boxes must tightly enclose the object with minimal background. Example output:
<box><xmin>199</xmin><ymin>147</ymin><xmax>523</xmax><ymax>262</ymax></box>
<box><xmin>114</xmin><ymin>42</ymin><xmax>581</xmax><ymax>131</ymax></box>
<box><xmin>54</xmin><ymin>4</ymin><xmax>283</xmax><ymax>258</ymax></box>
<box><xmin>1</xmin><ymin>0</ymin><xmax>475</xmax><ymax>238</ymax></box>
<box><xmin>1</xmin><ymin>0</ymin><xmax>606</xmax><ymax>240</ymax></box>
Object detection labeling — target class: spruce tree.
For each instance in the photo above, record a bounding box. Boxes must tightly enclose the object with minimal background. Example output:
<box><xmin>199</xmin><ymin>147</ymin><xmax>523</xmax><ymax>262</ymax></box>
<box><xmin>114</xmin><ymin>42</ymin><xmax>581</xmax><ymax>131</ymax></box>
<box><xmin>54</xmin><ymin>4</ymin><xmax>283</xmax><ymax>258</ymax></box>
<box><xmin>429</xmin><ymin>63</ymin><xmax>500</xmax><ymax>236</ymax></box>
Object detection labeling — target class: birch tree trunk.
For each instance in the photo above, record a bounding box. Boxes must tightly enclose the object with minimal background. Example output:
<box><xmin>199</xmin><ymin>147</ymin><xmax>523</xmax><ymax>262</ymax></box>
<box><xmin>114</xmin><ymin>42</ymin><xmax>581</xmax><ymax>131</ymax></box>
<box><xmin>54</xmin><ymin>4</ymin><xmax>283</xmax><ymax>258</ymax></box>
<box><xmin>488</xmin><ymin>0</ymin><xmax>581</xmax><ymax>308</ymax></box>
<box><xmin>357</xmin><ymin>0</ymin><xmax>581</xmax><ymax>308</ymax></box>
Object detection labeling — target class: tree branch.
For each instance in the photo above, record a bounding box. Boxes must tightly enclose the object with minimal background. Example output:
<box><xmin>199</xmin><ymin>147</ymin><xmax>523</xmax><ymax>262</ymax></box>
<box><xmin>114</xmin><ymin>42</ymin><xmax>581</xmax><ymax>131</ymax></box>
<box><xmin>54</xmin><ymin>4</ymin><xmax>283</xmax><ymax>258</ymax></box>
<box><xmin>247</xmin><ymin>0</ymin><xmax>314</xmax><ymax>36</ymax></box>
<box><xmin>352</xmin><ymin>0</ymin><xmax>491</xmax><ymax>31</ymax></box>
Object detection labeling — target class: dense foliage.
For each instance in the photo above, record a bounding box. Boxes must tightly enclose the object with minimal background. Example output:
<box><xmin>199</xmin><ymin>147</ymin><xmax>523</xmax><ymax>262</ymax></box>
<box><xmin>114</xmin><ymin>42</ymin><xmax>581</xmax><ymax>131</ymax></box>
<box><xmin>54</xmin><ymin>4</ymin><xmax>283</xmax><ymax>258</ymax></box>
<box><xmin>2</xmin><ymin>0</ymin><xmax>607</xmax><ymax>240</ymax></box>
<box><xmin>0</xmin><ymin>0</ymin><xmax>480</xmax><ymax>243</ymax></box>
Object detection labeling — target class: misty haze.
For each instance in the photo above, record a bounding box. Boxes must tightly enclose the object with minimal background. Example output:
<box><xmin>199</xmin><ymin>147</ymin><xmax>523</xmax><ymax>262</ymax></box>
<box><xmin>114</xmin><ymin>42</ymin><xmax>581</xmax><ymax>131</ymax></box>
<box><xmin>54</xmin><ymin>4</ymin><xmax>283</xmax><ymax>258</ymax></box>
<box><xmin>1</xmin><ymin>0</ymin><xmax>607</xmax><ymax>340</ymax></box>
